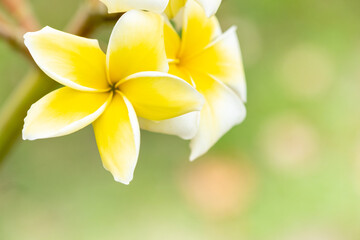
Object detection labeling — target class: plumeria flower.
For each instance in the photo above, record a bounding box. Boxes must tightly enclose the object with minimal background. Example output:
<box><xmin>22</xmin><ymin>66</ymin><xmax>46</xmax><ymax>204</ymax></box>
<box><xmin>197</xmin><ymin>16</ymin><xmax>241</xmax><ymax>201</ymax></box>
<box><xmin>22</xmin><ymin>10</ymin><xmax>204</xmax><ymax>184</ymax></box>
<box><xmin>140</xmin><ymin>0</ymin><xmax>247</xmax><ymax>161</ymax></box>
<box><xmin>100</xmin><ymin>0</ymin><xmax>221</xmax><ymax>18</ymax></box>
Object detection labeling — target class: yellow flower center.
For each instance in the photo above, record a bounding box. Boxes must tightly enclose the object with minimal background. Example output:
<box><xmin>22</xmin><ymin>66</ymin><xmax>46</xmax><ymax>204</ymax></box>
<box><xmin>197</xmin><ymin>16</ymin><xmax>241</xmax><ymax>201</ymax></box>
<box><xmin>109</xmin><ymin>83</ymin><xmax>118</xmax><ymax>93</ymax></box>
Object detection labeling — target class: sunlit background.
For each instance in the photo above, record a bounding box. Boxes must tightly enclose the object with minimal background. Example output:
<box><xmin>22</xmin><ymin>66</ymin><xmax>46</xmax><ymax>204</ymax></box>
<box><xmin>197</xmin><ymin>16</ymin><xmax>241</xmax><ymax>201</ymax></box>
<box><xmin>1</xmin><ymin>0</ymin><xmax>360</xmax><ymax>239</ymax></box>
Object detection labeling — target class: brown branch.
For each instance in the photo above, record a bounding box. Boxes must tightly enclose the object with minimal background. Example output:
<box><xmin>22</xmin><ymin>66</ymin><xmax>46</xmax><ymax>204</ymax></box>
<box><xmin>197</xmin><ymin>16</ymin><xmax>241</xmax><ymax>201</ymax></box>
<box><xmin>0</xmin><ymin>71</ymin><xmax>56</xmax><ymax>161</ymax></box>
<box><xmin>0</xmin><ymin>7</ymin><xmax>33</xmax><ymax>60</ymax></box>
<box><xmin>67</xmin><ymin>0</ymin><xmax>122</xmax><ymax>36</ymax></box>
<box><xmin>0</xmin><ymin>0</ymin><xmax>39</xmax><ymax>31</ymax></box>
<box><xmin>0</xmin><ymin>18</ymin><xmax>31</xmax><ymax>59</ymax></box>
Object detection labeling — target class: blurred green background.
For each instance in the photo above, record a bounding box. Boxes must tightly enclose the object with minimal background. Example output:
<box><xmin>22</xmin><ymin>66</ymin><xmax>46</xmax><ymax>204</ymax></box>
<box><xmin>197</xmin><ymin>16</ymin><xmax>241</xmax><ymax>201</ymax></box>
<box><xmin>1</xmin><ymin>0</ymin><xmax>360</xmax><ymax>239</ymax></box>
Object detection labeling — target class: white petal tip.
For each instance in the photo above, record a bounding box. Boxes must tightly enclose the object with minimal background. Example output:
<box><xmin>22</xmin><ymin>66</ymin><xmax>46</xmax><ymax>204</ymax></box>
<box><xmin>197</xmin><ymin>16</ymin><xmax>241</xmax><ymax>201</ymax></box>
<box><xmin>189</xmin><ymin>152</ymin><xmax>203</xmax><ymax>162</ymax></box>
<box><xmin>114</xmin><ymin>176</ymin><xmax>132</xmax><ymax>185</ymax></box>
<box><xmin>229</xmin><ymin>25</ymin><xmax>238</xmax><ymax>32</ymax></box>
<box><xmin>22</xmin><ymin>128</ymin><xmax>34</xmax><ymax>141</ymax></box>
<box><xmin>24</xmin><ymin>26</ymin><xmax>52</xmax><ymax>38</ymax></box>
<box><xmin>181</xmin><ymin>135</ymin><xmax>195</xmax><ymax>141</ymax></box>
<box><xmin>22</xmin><ymin>134</ymin><xmax>37</xmax><ymax>141</ymax></box>
<box><xmin>23</xmin><ymin>32</ymin><xmax>32</xmax><ymax>40</ymax></box>
<box><xmin>205</xmin><ymin>11</ymin><xmax>215</xmax><ymax>18</ymax></box>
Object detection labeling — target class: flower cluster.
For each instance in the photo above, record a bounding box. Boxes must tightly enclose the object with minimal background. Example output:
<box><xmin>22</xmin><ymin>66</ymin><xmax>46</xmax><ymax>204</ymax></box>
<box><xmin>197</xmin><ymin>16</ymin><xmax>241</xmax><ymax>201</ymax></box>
<box><xmin>23</xmin><ymin>0</ymin><xmax>246</xmax><ymax>184</ymax></box>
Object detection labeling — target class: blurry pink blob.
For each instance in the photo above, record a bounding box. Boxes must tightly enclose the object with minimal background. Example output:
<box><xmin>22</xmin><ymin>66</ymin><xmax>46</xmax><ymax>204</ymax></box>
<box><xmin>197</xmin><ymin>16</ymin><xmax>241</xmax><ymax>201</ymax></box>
<box><xmin>178</xmin><ymin>155</ymin><xmax>257</xmax><ymax>219</ymax></box>
<box><xmin>259</xmin><ymin>113</ymin><xmax>320</xmax><ymax>173</ymax></box>
<box><xmin>279</xmin><ymin>45</ymin><xmax>333</xmax><ymax>99</ymax></box>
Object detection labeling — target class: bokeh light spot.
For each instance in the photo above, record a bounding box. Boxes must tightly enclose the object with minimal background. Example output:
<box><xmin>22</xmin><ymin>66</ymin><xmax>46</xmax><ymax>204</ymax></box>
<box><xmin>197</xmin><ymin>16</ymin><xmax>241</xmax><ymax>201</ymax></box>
<box><xmin>178</xmin><ymin>155</ymin><xmax>257</xmax><ymax>220</ymax></box>
<box><xmin>259</xmin><ymin>113</ymin><xmax>320</xmax><ymax>174</ymax></box>
<box><xmin>279</xmin><ymin>45</ymin><xmax>334</xmax><ymax>99</ymax></box>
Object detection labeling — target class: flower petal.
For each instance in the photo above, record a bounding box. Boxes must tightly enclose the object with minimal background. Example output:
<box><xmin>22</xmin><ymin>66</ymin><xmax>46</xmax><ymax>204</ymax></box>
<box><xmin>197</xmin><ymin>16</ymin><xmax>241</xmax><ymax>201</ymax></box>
<box><xmin>107</xmin><ymin>10</ymin><xmax>168</xmax><ymax>84</ymax></box>
<box><xmin>186</xmin><ymin>27</ymin><xmax>247</xmax><ymax>101</ymax></box>
<box><xmin>93</xmin><ymin>93</ymin><xmax>140</xmax><ymax>185</ymax></box>
<box><xmin>164</xmin><ymin>21</ymin><xmax>181</xmax><ymax>60</ymax></box>
<box><xmin>169</xmin><ymin>64</ymin><xmax>195</xmax><ymax>86</ymax></box>
<box><xmin>100</xmin><ymin>0</ymin><xmax>169</xmax><ymax>14</ymax></box>
<box><xmin>24</xmin><ymin>27</ymin><xmax>109</xmax><ymax>92</ymax></box>
<box><xmin>119</xmin><ymin>71</ymin><xmax>204</xmax><ymax>121</ymax></box>
<box><xmin>139</xmin><ymin>111</ymin><xmax>200</xmax><ymax>140</ymax></box>
<box><xmin>195</xmin><ymin>0</ymin><xmax>221</xmax><ymax>17</ymax></box>
<box><xmin>189</xmin><ymin>72</ymin><xmax>246</xmax><ymax>161</ymax></box>
<box><xmin>23</xmin><ymin>87</ymin><xmax>111</xmax><ymax>141</ymax></box>
<box><xmin>165</xmin><ymin>0</ymin><xmax>186</xmax><ymax>19</ymax></box>
<box><xmin>178</xmin><ymin>0</ymin><xmax>221</xmax><ymax>60</ymax></box>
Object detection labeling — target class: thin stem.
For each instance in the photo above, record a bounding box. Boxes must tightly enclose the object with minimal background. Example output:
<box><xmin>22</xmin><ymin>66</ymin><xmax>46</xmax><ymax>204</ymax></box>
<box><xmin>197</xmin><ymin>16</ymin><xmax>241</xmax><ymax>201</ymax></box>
<box><xmin>67</xmin><ymin>1</ymin><xmax>122</xmax><ymax>35</ymax></box>
<box><xmin>0</xmin><ymin>71</ymin><xmax>56</xmax><ymax>162</ymax></box>
<box><xmin>0</xmin><ymin>0</ymin><xmax>40</xmax><ymax>31</ymax></box>
<box><xmin>0</xmin><ymin>0</ymin><xmax>39</xmax><ymax>61</ymax></box>
<box><xmin>0</xmin><ymin>16</ymin><xmax>31</xmax><ymax>60</ymax></box>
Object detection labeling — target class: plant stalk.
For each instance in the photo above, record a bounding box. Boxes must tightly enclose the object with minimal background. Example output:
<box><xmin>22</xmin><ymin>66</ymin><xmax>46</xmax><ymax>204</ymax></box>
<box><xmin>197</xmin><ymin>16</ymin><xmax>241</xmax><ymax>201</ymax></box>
<box><xmin>0</xmin><ymin>71</ymin><xmax>56</xmax><ymax>162</ymax></box>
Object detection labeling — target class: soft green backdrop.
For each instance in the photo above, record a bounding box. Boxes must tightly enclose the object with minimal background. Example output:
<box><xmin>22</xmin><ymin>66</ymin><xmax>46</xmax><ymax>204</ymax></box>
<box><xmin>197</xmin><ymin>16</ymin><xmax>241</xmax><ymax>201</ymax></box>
<box><xmin>1</xmin><ymin>0</ymin><xmax>360</xmax><ymax>239</ymax></box>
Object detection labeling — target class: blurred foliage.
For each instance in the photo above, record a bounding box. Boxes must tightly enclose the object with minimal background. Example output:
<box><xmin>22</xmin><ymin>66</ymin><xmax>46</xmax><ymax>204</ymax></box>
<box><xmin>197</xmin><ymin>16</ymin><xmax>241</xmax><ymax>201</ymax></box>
<box><xmin>0</xmin><ymin>0</ymin><xmax>360</xmax><ymax>239</ymax></box>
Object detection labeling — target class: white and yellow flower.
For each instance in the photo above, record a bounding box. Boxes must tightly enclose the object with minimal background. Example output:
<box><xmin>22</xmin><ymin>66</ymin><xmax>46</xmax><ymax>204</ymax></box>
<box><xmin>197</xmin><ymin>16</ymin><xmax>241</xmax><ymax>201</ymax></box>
<box><xmin>140</xmin><ymin>0</ymin><xmax>247</xmax><ymax>161</ymax></box>
<box><xmin>22</xmin><ymin>10</ymin><xmax>204</xmax><ymax>184</ymax></box>
<box><xmin>100</xmin><ymin>0</ymin><xmax>221</xmax><ymax>17</ymax></box>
